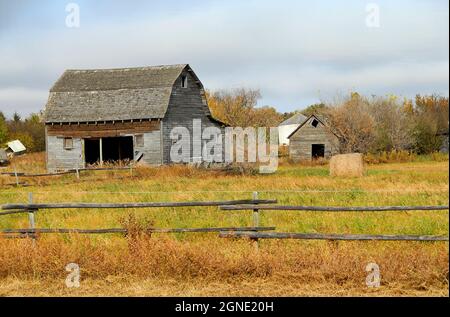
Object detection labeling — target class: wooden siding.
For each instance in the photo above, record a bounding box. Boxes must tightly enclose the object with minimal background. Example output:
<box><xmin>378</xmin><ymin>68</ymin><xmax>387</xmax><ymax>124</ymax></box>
<box><xmin>289</xmin><ymin>117</ymin><xmax>339</xmax><ymax>161</ymax></box>
<box><xmin>162</xmin><ymin>70</ymin><xmax>223</xmax><ymax>164</ymax></box>
<box><xmin>134</xmin><ymin>130</ymin><xmax>162</xmax><ymax>165</ymax></box>
<box><xmin>47</xmin><ymin>136</ymin><xmax>84</xmax><ymax>172</ymax></box>
<box><xmin>46</xmin><ymin>121</ymin><xmax>159</xmax><ymax>138</ymax></box>
<box><xmin>46</xmin><ymin>123</ymin><xmax>162</xmax><ymax>171</ymax></box>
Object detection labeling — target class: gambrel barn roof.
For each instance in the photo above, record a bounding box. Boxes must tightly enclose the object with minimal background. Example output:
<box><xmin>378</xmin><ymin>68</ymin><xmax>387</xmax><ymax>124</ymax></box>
<box><xmin>44</xmin><ymin>64</ymin><xmax>203</xmax><ymax>123</ymax></box>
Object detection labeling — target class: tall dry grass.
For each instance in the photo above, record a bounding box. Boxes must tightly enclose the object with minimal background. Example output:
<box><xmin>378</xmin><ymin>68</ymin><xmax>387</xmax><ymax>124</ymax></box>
<box><xmin>0</xmin><ymin>152</ymin><xmax>448</xmax><ymax>296</ymax></box>
<box><xmin>0</xmin><ymin>235</ymin><xmax>447</xmax><ymax>290</ymax></box>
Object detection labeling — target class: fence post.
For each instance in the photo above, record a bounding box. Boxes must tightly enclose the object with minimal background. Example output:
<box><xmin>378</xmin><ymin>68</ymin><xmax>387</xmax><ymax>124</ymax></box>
<box><xmin>75</xmin><ymin>168</ymin><xmax>80</xmax><ymax>179</ymax></box>
<box><xmin>28</xmin><ymin>192</ymin><xmax>36</xmax><ymax>243</ymax></box>
<box><xmin>14</xmin><ymin>167</ymin><xmax>19</xmax><ymax>186</ymax></box>
<box><xmin>252</xmin><ymin>191</ymin><xmax>259</xmax><ymax>250</ymax></box>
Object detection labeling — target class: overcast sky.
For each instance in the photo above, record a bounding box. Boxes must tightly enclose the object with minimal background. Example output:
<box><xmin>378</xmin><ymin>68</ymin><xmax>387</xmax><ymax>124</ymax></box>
<box><xmin>0</xmin><ymin>0</ymin><xmax>448</xmax><ymax>117</ymax></box>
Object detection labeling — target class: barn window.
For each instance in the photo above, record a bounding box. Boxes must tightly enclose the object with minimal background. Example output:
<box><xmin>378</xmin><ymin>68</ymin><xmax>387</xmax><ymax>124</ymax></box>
<box><xmin>63</xmin><ymin>137</ymin><xmax>73</xmax><ymax>150</ymax></box>
<box><xmin>181</xmin><ymin>75</ymin><xmax>188</xmax><ymax>88</ymax></box>
<box><xmin>311</xmin><ymin>119</ymin><xmax>319</xmax><ymax>128</ymax></box>
<box><xmin>135</xmin><ymin>134</ymin><xmax>144</xmax><ymax>147</ymax></box>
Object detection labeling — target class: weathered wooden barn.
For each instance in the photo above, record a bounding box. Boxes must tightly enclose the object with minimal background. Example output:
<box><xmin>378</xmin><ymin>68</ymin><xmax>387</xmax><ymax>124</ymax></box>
<box><xmin>43</xmin><ymin>64</ymin><xmax>224</xmax><ymax>172</ymax></box>
<box><xmin>288</xmin><ymin>114</ymin><xmax>339</xmax><ymax>161</ymax></box>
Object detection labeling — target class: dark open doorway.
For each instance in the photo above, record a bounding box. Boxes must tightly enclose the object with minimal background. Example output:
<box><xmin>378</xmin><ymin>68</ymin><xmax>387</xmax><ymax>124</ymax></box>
<box><xmin>85</xmin><ymin>138</ymin><xmax>100</xmax><ymax>165</ymax></box>
<box><xmin>102</xmin><ymin>136</ymin><xmax>134</xmax><ymax>163</ymax></box>
<box><xmin>84</xmin><ymin>136</ymin><xmax>134</xmax><ymax>166</ymax></box>
<box><xmin>311</xmin><ymin>144</ymin><xmax>325</xmax><ymax>159</ymax></box>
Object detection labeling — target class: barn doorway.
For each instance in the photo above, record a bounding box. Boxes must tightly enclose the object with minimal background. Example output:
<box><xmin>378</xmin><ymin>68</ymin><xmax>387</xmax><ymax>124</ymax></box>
<box><xmin>84</xmin><ymin>136</ymin><xmax>134</xmax><ymax>166</ymax></box>
<box><xmin>311</xmin><ymin>144</ymin><xmax>325</xmax><ymax>159</ymax></box>
<box><xmin>84</xmin><ymin>139</ymin><xmax>100</xmax><ymax>165</ymax></box>
<box><xmin>102</xmin><ymin>136</ymin><xmax>134</xmax><ymax>163</ymax></box>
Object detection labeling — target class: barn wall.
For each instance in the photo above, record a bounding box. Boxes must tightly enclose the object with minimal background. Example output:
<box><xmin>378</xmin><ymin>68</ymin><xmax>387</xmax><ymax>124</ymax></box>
<box><xmin>46</xmin><ymin>121</ymin><xmax>159</xmax><ymax>138</ymax></box>
<box><xmin>46</xmin><ymin>135</ymin><xmax>84</xmax><ymax>172</ymax></box>
<box><xmin>162</xmin><ymin>70</ymin><xmax>223</xmax><ymax>164</ymax></box>
<box><xmin>289</xmin><ymin>117</ymin><xmax>339</xmax><ymax>161</ymax></box>
<box><xmin>46</xmin><ymin>122</ymin><xmax>162</xmax><ymax>171</ymax></box>
<box><xmin>133</xmin><ymin>129</ymin><xmax>162</xmax><ymax>165</ymax></box>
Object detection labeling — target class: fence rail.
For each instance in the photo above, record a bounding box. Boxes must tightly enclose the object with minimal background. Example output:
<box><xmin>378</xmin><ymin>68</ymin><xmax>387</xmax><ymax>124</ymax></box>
<box><xmin>0</xmin><ymin>226</ymin><xmax>276</xmax><ymax>235</ymax></box>
<box><xmin>0</xmin><ymin>192</ymin><xmax>448</xmax><ymax>244</ymax></box>
<box><xmin>220</xmin><ymin>205</ymin><xmax>449</xmax><ymax>212</ymax></box>
<box><xmin>1</xmin><ymin>166</ymin><xmax>133</xmax><ymax>177</ymax></box>
<box><xmin>1</xmin><ymin>166</ymin><xmax>135</xmax><ymax>186</ymax></box>
<box><xmin>0</xmin><ymin>199</ymin><xmax>277</xmax><ymax>213</ymax></box>
<box><xmin>219</xmin><ymin>231</ymin><xmax>449</xmax><ymax>242</ymax></box>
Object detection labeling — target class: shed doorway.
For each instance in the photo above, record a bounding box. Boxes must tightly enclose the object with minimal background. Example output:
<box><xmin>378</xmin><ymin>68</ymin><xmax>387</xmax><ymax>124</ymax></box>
<box><xmin>84</xmin><ymin>136</ymin><xmax>134</xmax><ymax>165</ymax></box>
<box><xmin>311</xmin><ymin>144</ymin><xmax>325</xmax><ymax>159</ymax></box>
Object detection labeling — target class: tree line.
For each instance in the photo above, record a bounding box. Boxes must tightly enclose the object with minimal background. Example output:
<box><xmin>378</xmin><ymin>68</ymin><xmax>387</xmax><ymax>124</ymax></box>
<box><xmin>207</xmin><ymin>89</ymin><xmax>449</xmax><ymax>155</ymax></box>
<box><xmin>0</xmin><ymin>111</ymin><xmax>45</xmax><ymax>152</ymax></box>
<box><xmin>0</xmin><ymin>90</ymin><xmax>448</xmax><ymax>155</ymax></box>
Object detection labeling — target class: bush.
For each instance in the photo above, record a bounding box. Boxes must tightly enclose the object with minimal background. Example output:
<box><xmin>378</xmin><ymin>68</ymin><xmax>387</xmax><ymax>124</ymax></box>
<box><xmin>364</xmin><ymin>150</ymin><xmax>416</xmax><ymax>164</ymax></box>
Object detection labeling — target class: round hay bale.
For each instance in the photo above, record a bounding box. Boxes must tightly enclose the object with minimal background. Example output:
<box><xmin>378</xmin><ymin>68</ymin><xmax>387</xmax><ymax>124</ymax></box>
<box><xmin>329</xmin><ymin>153</ymin><xmax>365</xmax><ymax>177</ymax></box>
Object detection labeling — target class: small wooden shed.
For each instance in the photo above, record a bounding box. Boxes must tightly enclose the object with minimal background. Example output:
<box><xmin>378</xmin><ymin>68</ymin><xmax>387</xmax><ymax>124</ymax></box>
<box><xmin>287</xmin><ymin>114</ymin><xmax>339</xmax><ymax>161</ymax></box>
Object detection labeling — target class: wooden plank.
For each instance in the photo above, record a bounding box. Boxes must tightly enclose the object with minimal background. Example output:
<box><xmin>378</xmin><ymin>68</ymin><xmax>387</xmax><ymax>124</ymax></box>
<box><xmin>220</xmin><ymin>204</ymin><xmax>449</xmax><ymax>212</ymax></box>
<box><xmin>0</xmin><ymin>233</ymin><xmax>32</xmax><ymax>239</ymax></box>
<box><xmin>0</xmin><ymin>226</ymin><xmax>276</xmax><ymax>235</ymax></box>
<box><xmin>46</xmin><ymin>121</ymin><xmax>159</xmax><ymax>137</ymax></box>
<box><xmin>219</xmin><ymin>231</ymin><xmax>449</xmax><ymax>241</ymax></box>
<box><xmin>0</xmin><ymin>199</ymin><xmax>277</xmax><ymax>211</ymax></box>
<box><xmin>0</xmin><ymin>210</ymin><xmax>29</xmax><ymax>216</ymax></box>
<box><xmin>1</xmin><ymin>167</ymin><xmax>132</xmax><ymax>177</ymax></box>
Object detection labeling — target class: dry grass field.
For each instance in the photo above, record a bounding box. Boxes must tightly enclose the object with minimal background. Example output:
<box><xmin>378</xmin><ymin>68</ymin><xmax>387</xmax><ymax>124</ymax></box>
<box><xmin>0</xmin><ymin>152</ymin><xmax>448</xmax><ymax>296</ymax></box>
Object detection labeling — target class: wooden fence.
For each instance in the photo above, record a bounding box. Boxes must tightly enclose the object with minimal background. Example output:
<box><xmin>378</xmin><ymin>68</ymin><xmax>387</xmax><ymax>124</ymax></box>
<box><xmin>0</xmin><ymin>195</ymin><xmax>277</xmax><ymax>239</ymax></box>
<box><xmin>1</xmin><ymin>166</ymin><xmax>135</xmax><ymax>186</ymax></box>
<box><xmin>0</xmin><ymin>193</ymin><xmax>448</xmax><ymax>243</ymax></box>
<box><xmin>219</xmin><ymin>204</ymin><xmax>449</xmax><ymax>242</ymax></box>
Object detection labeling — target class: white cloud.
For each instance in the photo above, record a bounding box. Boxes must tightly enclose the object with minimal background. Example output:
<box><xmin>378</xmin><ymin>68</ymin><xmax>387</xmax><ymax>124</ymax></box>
<box><xmin>0</xmin><ymin>0</ymin><xmax>448</xmax><ymax>114</ymax></box>
<box><xmin>0</xmin><ymin>87</ymin><xmax>48</xmax><ymax>117</ymax></box>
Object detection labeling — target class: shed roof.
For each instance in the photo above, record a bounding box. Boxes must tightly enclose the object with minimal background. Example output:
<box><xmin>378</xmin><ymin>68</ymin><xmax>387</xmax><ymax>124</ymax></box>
<box><xmin>44</xmin><ymin>64</ymin><xmax>191</xmax><ymax>123</ymax></box>
<box><xmin>7</xmin><ymin>140</ymin><xmax>26</xmax><ymax>153</ymax></box>
<box><xmin>279</xmin><ymin>113</ymin><xmax>307</xmax><ymax>126</ymax></box>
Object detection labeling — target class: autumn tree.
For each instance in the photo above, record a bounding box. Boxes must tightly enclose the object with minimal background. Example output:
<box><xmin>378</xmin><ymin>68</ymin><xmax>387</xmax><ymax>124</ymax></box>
<box><xmin>0</xmin><ymin>111</ymin><xmax>7</xmax><ymax>145</ymax></box>
<box><xmin>411</xmin><ymin>94</ymin><xmax>449</xmax><ymax>153</ymax></box>
<box><xmin>368</xmin><ymin>96</ymin><xmax>414</xmax><ymax>152</ymax></box>
<box><xmin>4</xmin><ymin>112</ymin><xmax>45</xmax><ymax>152</ymax></box>
<box><xmin>325</xmin><ymin>93</ymin><xmax>376</xmax><ymax>153</ymax></box>
<box><xmin>206</xmin><ymin>88</ymin><xmax>282</xmax><ymax>127</ymax></box>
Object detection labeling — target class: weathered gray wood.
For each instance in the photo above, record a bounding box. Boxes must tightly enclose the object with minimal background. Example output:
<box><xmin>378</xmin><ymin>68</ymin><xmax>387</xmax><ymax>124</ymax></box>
<box><xmin>0</xmin><ymin>199</ymin><xmax>277</xmax><ymax>211</ymax></box>
<box><xmin>27</xmin><ymin>192</ymin><xmax>35</xmax><ymax>232</ymax></box>
<box><xmin>289</xmin><ymin>115</ymin><xmax>340</xmax><ymax>161</ymax></box>
<box><xmin>0</xmin><ymin>233</ymin><xmax>31</xmax><ymax>239</ymax></box>
<box><xmin>219</xmin><ymin>231</ymin><xmax>449</xmax><ymax>241</ymax></box>
<box><xmin>162</xmin><ymin>69</ymin><xmax>224</xmax><ymax>164</ymax></box>
<box><xmin>0</xmin><ymin>210</ymin><xmax>29</xmax><ymax>216</ymax></box>
<box><xmin>220</xmin><ymin>204</ymin><xmax>449</xmax><ymax>212</ymax></box>
<box><xmin>1</xmin><ymin>166</ymin><xmax>133</xmax><ymax>177</ymax></box>
<box><xmin>0</xmin><ymin>226</ymin><xmax>276</xmax><ymax>235</ymax></box>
